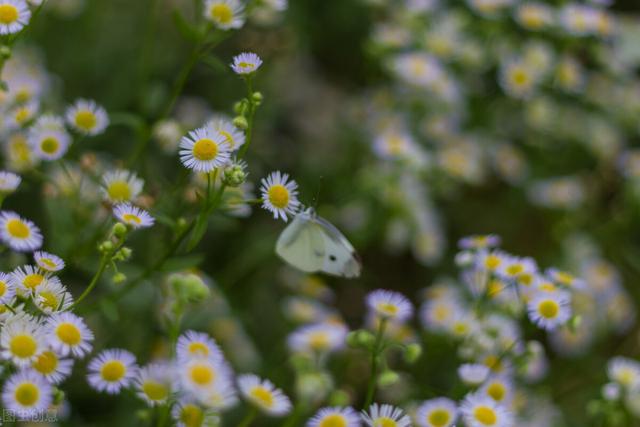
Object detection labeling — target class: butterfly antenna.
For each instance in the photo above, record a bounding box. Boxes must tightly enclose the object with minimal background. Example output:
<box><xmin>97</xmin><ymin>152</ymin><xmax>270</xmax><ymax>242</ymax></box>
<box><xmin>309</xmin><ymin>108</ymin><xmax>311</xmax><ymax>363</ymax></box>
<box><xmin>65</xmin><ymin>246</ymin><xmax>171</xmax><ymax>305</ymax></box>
<box><xmin>312</xmin><ymin>176</ymin><xmax>323</xmax><ymax>210</ymax></box>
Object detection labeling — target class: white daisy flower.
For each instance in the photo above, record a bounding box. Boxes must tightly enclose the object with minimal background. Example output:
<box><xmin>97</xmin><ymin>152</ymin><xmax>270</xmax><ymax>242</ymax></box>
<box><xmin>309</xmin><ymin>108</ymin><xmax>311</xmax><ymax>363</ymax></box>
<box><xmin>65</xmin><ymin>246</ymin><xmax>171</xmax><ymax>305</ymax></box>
<box><xmin>361</xmin><ymin>403</ymin><xmax>411</xmax><ymax>427</ymax></box>
<box><xmin>31</xmin><ymin>349</ymin><xmax>74</xmax><ymax>384</ymax></box>
<box><xmin>259</xmin><ymin>171</ymin><xmax>300</xmax><ymax>222</ymax></box>
<box><xmin>101</xmin><ymin>169</ymin><xmax>144</xmax><ymax>203</ymax></box>
<box><xmin>366</xmin><ymin>289</ymin><xmax>414</xmax><ymax>323</ymax></box>
<box><xmin>34</xmin><ymin>251</ymin><xmax>65</xmax><ymax>272</ymax></box>
<box><xmin>546</xmin><ymin>268</ymin><xmax>586</xmax><ymax>290</ymax></box>
<box><xmin>497</xmin><ymin>255</ymin><xmax>537</xmax><ymax>282</ymax></box>
<box><xmin>0</xmin><ymin>271</ymin><xmax>16</xmax><ymax>304</ymax></box>
<box><xmin>479</xmin><ymin>376</ymin><xmax>514</xmax><ymax>405</ymax></box>
<box><xmin>207</xmin><ymin>117</ymin><xmax>245</xmax><ymax>150</ymax></box>
<box><xmin>172</xmin><ymin>399</ymin><xmax>219</xmax><ymax>427</ymax></box>
<box><xmin>230</xmin><ymin>52</ymin><xmax>263</xmax><ymax>75</ymax></box>
<box><xmin>307</xmin><ymin>406</ymin><xmax>361</xmax><ymax>427</ymax></box>
<box><xmin>0</xmin><ymin>211</ymin><xmax>43</xmax><ymax>252</ymax></box>
<box><xmin>0</xmin><ymin>0</ymin><xmax>30</xmax><ymax>35</ymax></box>
<box><xmin>135</xmin><ymin>362</ymin><xmax>174</xmax><ymax>406</ymax></box>
<box><xmin>176</xmin><ymin>330</ymin><xmax>225</xmax><ymax>363</ymax></box>
<box><xmin>65</xmin><ymin>99</ymin><xmax>109</xmax><ymax>136</ymax></box>
<box><xmin>113</xmin><ymin>203</ymin><xmax>155</xmax><ymax>229</ymax></box>
<box><xmin>179</xmin><ymin>357</ymin><xmax>232</xmax><ymax>394</ymax></box>
<box><xmin>460</xmin><ymin>393</ymin><xmax>513</xmax><ymax>427</ymax></box>
<box><xmin>87</xmin><ymin>349</ymin><xmax>138</xmax><ymax>394</ymax></box>
<box><xmin>10</xmin><ymin>265</ymin><xmax>51</xmax><ymax>295</ymax></box>
<box><xmin>2</xmin><ymin>369</ymin><xmax>52</xmax><ymax>419</ymax></box>
<box><xmin>197</xmin><ymin>377</ymin><xmax>238</xmax><ymax>411</ymax></box>
<box><xmin>237</xmin><ymin>374</ymin><xmax>292</xmax><ymax>416</ymax></box>
<box><xmin>458</xmin><ymin>235</ymin><xmax>501</xmax><ymax>251</ymax></box>
<box><xmin>458</xmin><ymin>363</ymin><xmax>490</xmax><ymax>386</ymax></box>
<box><xmin>204</xmin><ymin>0</ymin><xmax>245</xmax><ymax>30</ymax></box>
<box><xmin>0</xmin><ymin>314</ymin><xmax>46</xmax><ymax>366</ymax></box>
<box><xmin>499</xmin><ymin>59</ymin><xmax>538</xmax><ymax>99</ymax></box>
<box><xmin>608</xmin><ymin>357</ymin><xmax>640</xmax><ymax>391</ymax></box>
<box><xmin>46</xmin><ymin>312</ymin><xmax>93</xmax><ymax>358</ymax></box>
<box><xmin>28</xmin><ymin>124</ymin><xmax>71</xmax><ymax>161</ymax></box>
<box><xmin>179</xmin><ymin>126</ymin><xmax>232</xmax><ymax>173</ymax></box>
<box><xmin>415</xmin><ymin>397</ymin><xmax>458</xmax><ymax>427</ymax></box>
<box><xmin>476</xmin><ymin>250</ymin><xmax>508</xmax><ymax>273</ymax></box>
<box><xmin>527</xmin><ymin>291</ymin><xmax>571</xmax><ymax>330</ymax></box>
<box><xmin>514</xmin><ymin>2</ymin><xmax>554</xmax><ymax>30</ymax></box>
<box><xmin>287</xmin><ymin>322</ymin><xmax>348</xmax><ymax>354</ymax></box>
<box><xmin>0</xmin><ymin>171</ymin><xmax>21</xmax><ymax>194</ymax></box>
<box><xmin>34</xmin><ymin>277</ymin><xmax>74</xmax><ymax>313</ymax></box>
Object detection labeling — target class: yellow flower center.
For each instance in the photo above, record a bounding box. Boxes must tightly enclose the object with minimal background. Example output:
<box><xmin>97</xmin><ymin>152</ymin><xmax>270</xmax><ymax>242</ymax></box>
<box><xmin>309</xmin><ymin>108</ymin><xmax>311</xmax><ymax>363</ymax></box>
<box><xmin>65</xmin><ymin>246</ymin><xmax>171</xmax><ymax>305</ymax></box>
<box><xmin>24</xmin><ymin>274</ymin><xmax>44</xmax><ymax>290</ymax></box>
<box><xmin>505</xmin><ymin>264</ymin><xmax>523</xmax><ymax>276</ymax></box>
<box><xmin>319</xmin><ymin>414</ymin><xmax>347</xmax><ymax>427</ymax></box>
<box><xmin>618</xmin><ymin>369</ymin><xmax>636</xmax><ymax>387</ymax></box>
<box><xmin>33</xmin><ymin>350</ymin><xmax>59</xmax><ymax>375</ymax></box>
<box><xmin>484</xmin><ymin>255</ymin><xmax>501</xmax><ymax>270</ymax></box>
<box><xmin>39</xmin><ymin>291</ymin><xmax>59</xmax><ymax>310</ymax></box>
<box><xmin>377</xmin><ymin>302</ymin><xmax>399</xmax><ymax>317</ymax></box>
<box><xmin>0</xmin><ymin>280</ymin><xmax>5</xmax><ymax>297</ymax></box>
<box><xmin>487</xmin><ymin>382</ymin><xmax>506</xmax><ymax>401</ymax></box>
<box><xmin>101</xmin><ymin>360</ymin><xmax>126</xmax><ymax>382</ymax></box>
<box><xmin>41</xmin><ymin>137</ymin><xmax>60</xmax><ymax>154</ymax></box>
<box><xmin>555</xmin><ymin>271</ymin><xmax>574</xmax><ymax>285</ymax></box>
<box><xmin>107</xmin><ymin>180</ymin><xmax>131</xmax><ymax>201</ymax></box>
<box><xmin>538</xmin><ymin>300</ymin><xmax>559</xmax><ymax>319</ymax></box>
<box><xmin>14</xmin><ymin>383</ymin><xmax>39</xmax><ymax>407</ymax></box>
<box><xmin>15</xmin><ymin>89</ymin><xmax>30</xmax><ymax>103</ymax></box>
<box><xmin>193</xmin><ymin>138</ymin><xmax>218</xmax><ymax>161</ymax></box>
<box><xmin>40</xmin><ymin>258</ymin><xmax>58</xmax><ymax>270</ymax></box>
<box><xmin>267</xmin><ymin>184</ymin><xmax>290</xmax><ymax>209</ymax></box>
<box><xmin>56</xmin><ymin>322</ymin><xmax>81</xmax><ymax>345</ymax></box>
<box><xmin>309</xmin><ymin>332</ymin><xmax>330</xmax><ymax>350</ymax></box>
<box><xmin>187</xmin><ymin>342</ymin><xmax>209</xmax><ymax>357</ymax></box>
<box><xmin>7</xmin><ymin>218</ymin><xmax>29</xmax><ymax>238</ymax></box>
<box><xmin>0</xmin><ymin>4</ymin><xmax>18</xmax><ymax>24</ymax></box>
<box><xmin>122</xmin><ymin>213</ymin><xmax>141</xmax><ymax>224</ymax></box>
<box><xmin>180</xmin><ymin>404</ymin><xmax>204</xmax><ymax>427</ymax></box>
<box><xmin>434</xmin><ymin>305</ymin><xmax>450</xmax><ymax>322</ymax></box>
<box><xmin>210</xmin><ymin>3</ymin><xmax>233</xmax><ymax>24</ymax></box>
<box><xmin>484</xmin><ymin>355</ymin><xmax>503</xmax><ymax>373</ymax></box>
<box><xmin>428</xmin><ymin>409</ymin><xmax>451</xmax><ymax>427</ymax></box>
<box><xmin>250</xmin><ymin>386</ymin><xmax>274</xmax><ymax>408</ymax></box>
<box><xmin>142</xmin><ymin>380</ymin><xmax>169</xmax><ymax>401</ymax></box>
<box><xmin>10</xmin><ymin>334</ymin><xmax>37</xmax><ymax>358</ymax></box>
<box><xmin>512</xmin><ymin>69</ymin><xmax>530</xmax><ymax>86</ymax></box>
<box><xmin>473</xmin><ymin>406</ymin><xmax>497</xmax><ymax>425</ymax></box>
<box><xmin>75</xmin><ymin>111</ymin><xmax>97</xmax><ymax>130</ymax></box>
<box><xmin>374</xmin><ymin>417</ymin><xmax>398</xmax><ymax>427</ymax></box>
<box><xmin>521</xmin><ymin>8</ymin><xmax>543</xmax><ymax>28</ymax></box>
<box><xmin>190</xmin><ymin>364</ymin><xmax>215</xmax><ymax>386</ymax></box>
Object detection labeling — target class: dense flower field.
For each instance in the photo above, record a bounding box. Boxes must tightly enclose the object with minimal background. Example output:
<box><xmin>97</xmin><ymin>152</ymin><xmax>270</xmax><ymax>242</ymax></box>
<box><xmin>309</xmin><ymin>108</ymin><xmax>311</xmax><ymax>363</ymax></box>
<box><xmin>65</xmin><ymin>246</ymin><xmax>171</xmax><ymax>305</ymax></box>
<box><xmin>0</xmin><ymin>0</ymin><xmax>639</xmax><ymax>426</ymax></box>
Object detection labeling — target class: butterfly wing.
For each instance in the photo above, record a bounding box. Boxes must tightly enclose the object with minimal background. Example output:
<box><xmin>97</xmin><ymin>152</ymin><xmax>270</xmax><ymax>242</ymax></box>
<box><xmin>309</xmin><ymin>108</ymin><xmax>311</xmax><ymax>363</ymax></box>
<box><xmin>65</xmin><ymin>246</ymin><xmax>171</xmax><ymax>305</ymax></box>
<box><xmin>313</xmin><ymin>215</ymin><xmax>362</xmax><ymax>278</ymax></box>
<box><xmin>276</xmin><ymin>214</ymin><xmax>326</xmax><ymax>273</ymax></box>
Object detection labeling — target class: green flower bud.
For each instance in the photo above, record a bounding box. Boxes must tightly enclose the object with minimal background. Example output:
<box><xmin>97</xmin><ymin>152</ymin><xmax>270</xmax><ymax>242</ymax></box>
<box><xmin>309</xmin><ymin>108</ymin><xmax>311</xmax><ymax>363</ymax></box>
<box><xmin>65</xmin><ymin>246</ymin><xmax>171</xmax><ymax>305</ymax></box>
<box><xmin>233</xmin><ymin>116</ymin><xmax>248</xmax><ymax>130</ymax></box>
<box><xmin>378</xmin><ymin>370</ymin><xmax>400</xmax><ymax>387</ymax></box>
<box><xmin>403</xmin><ymin>343</ymin><xmax>422</xmax><ymax>364</ymax></box>
<box><xmin>112</xmin><ymin>272</ymin><xmax>127</xmax><ymax>284</ymax></box>
<box><xmin>99</xmin><ymin>241</ymin><xmax>114</xmax><ymax>253</ymax></box>
<box><xmin>0</xmin><ymin>46</ymin><xmax>11</xmax><ymax>60</ymax></box>
<box><xmin>170</xmin><ymin>273</ymin><xmax>210</xmax><ymax>303</ymax></box>
<box><xmin>112</xmin><ymin>222</ymin><xmax>128</xmax><ymax>238</ymax></box>
<box><xmin>222</xmin><ymin>162</ymin><xmax>248</xmax><ymax>187</ymax></box>
<box><xmin>251</xmin><ymin>91</ymin><xmax>263</xmax><ymax>104</ymax></box>
<box><xmin>328</xmin><ymin>389</ymin><xmax>351</xmax><ymax>407</ymax></box>
<box><xmin>53</xmin><ymin>388</ymin><xmax>65</xmax><ymax>405</ymax></box>
<box><xmin>233</xmin><ymin>101</ymin><xmax>245</xmax><ymax>115</ymax></box>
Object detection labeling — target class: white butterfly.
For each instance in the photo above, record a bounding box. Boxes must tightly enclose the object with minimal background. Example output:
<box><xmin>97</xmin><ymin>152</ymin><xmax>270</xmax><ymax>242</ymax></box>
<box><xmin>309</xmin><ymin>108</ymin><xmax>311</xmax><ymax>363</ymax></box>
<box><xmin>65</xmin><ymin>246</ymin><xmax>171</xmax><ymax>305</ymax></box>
<box><xmin>276</xmin><ymin>208</ymin><xmax>362</xmax><ymax>278</ymax></box>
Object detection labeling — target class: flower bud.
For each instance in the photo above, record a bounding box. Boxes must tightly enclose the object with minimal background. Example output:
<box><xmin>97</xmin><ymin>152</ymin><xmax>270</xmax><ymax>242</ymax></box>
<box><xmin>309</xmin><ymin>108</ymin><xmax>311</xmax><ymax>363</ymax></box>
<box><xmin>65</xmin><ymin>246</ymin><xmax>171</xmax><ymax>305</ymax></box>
<box><xmin>403</xmin><ymin>343</ymin><xmax>422</xmax><ymax>364</ymax></box>
<box><xmin>378</xmin><ymin>370</ymin><xmax>400</xmax><ymax>387</ymax></box>
<box><xmin>222</xmin><ymin>161</ymin><xmax>248</xmax><ymax>187</ymax></box>
<box><xmin>170</xmin><ymin>273</ymin><xmax>211</xmax><ymax>303</ymax></box>
<box><xmin>251</xmin><ymin>91</ymin><xmax>263</xmax><ymax>104</ymax></box>
<box><xmin>346</xmin><ymin>330</ymin><xmax>375</xmax><ymax>349</ymax></box>
<box><xmin>328</xmin><ymin>389</ymin><xmax>351</xmax><ymax>407</ymax></box>
<box><xmin>233</xmin><ymin>116</ymin><xmax>248</xmax><ymax>130</ymax></box>
<box><xmin>112</xmin><ymin>222</ymin><xmax>128</xmax><ymax>238</ymax></box>
<box><xmin>112</xmin><ymin>272</ymin><xmax>127</xmax><ymax>284</ymax></box>
<box><xmin>99</xmin><ymin>241</ymin><xmax>114</xmax><ymax>253</ymax></box>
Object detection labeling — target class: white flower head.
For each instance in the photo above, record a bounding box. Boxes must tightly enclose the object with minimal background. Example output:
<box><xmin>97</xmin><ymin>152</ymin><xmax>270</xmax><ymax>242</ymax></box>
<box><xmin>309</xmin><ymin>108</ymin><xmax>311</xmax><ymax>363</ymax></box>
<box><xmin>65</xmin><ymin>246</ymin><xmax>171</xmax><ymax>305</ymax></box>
<box><xmin>65</xmin><ymin>99</ymin><xmax>109</xmax><ymax>136</ymax></box>
<box><xmin>460</xmin><ymin>393</ymin><xmax>513</xmax><ymax>427</ymax></box>
<box><xmin>0</xmin><ymin>171</ymin><xmax>21</xmax><ymax>194</ymax></box>
<box><xmin>2</xmin><ymin>369</ymin><xmax>52</xmax><ymax>419</ymax></box>
<box><xmin>0</xmin><ymin>271</ymin><xmax>16</xmax><ymax>304</ymax></box>
<box><xmin>46</xmin><ymin>312</ymin><xmax>94</xmax><ymax>358</ymax></box>
<box><xmin>237</xmin><ymin>374</ymin><xmax>292</xmax><ymax>416</ymax></box>
<box><xmin>415</xmin><ymin>397</ymin><xmax>458</xmax><ymax>427</ymax></box>
<box><xmin>361</xmin><ymin>403</ymin><xmax>411</xmax><ymax>427</ymax></box>
<box><xmin>176</xmin><ymin>330</ymin><xmax>225</xmax><ymax>364</ymax></box>
<box><xmin>458</xmin><ymin>363</ymin><xmax>490</xmax><ymax>386</ymax></box>
<box><xmin>34</xmin><ymin>251</ymin><xmax>65</xmax><ymax>272</ymax></box>
<box><xmin>287</xmin><ymin>322</ymin><xmax>348</xmax><ymax>355</ymax></box>
<box><xmin>204</xmin><ymin>0</ymin><xmax>245</xmax><ymax>30</ymax></box>
<box><xmin>259</xmin><ymin>171</ymin><xmax>301</xmax><ymax>222</ymax></box>
<box><xmin>207</xmin><ymin>116</ymin><xmax>245</xmax><ymax>150</ymax></box>
<box><xmin>608</xmin><ymin>357</ymin><xmax>640</xmax><ymax>391</ymax></box>
<box><xmin>307</xmin><ymin>406</ymin><xmax>361</xmax><ymax>427</ymax></box>
<box><xmin>113</xmin><ymin>203</ymin><xmax>155</xmax><ymax>229</ymax></box>
<box><xmin>179</xmin><ymin>126</ymin><xmax>232</xmax><ymax>172</ymax></box>
<box><xmin>28</xmin><ymin>126</ymin><xmax>71</xmax><ymax>161</ymax></box>
<box><xmin>231</xmin><ymin>52</ymin><xmax>263</xmax><ymax>75</ymax></box>
<box><xmin>34</xmin><ymin>276</ymin><xmax>74</xmax><ymax>313</ymax></box>
<box><xmin>101</xmin><ymin>169</ymin><xmax>144</xmax><ymax>203</ymax></box>
<box><xmin>0</xmin><ymin>314</ymin><xmax>47</xmax><ymax>366</ymax></box>
<box><xmin>0</xmin><ymin>211</ymin><xmax>43</xmax><ymax>252</ymax></box>
<box><xmin>0</xmin><ymin>0</ymin><xmax>30</xmax><ymax>35</ymax></box>
<box><xmin>366</xmin><ymin>289</ymin><xmax>414</xmax><ymax>323</ymax></box>
<box><xmin>87</xmin><ymin>349</ymin><xmax>138</xmax><ymax>394</ymax></box>
<box><xmin>527</xmin><ymin>291</ymin><xmax>572</xmax><ymax>331</ymax></box>
<box><xmin>10</xmin><ymin>265</ymin><xmax>51</xmax><ymax>295</ymax></box>
<box><xmin>179</xmin><ymin>357</ymin><xmax>233</xmax><ymax>395</ymax></box>
<box><xmin>31</xmin><ymin>349</ymin><xmax>74</xmax><ymax>384</ymax></box>
<box><xmin>135</xmin><ymin>362</ymin><xmax>174</xmax><ymax>406</ymax></box>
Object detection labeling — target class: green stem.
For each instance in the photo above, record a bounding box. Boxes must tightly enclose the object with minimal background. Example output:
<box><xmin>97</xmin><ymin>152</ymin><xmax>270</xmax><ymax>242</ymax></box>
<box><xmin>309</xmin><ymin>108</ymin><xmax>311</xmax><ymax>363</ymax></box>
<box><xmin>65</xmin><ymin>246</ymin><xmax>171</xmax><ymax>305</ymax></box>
<box><xmin>238</xmin><ymin>77</ymin><xmax>257</xmax><ymax>159</ymax></box>
<box><xmin>156</xmin><ymin>402</ymin><xmax>171</xmax><ymax>427</ymax></box>
<box><xmin>364</xmin><ymin>317</ymin><xmax>388</xmax><ymax>408</ymax></box>
<box><xmin>237</xmin><ymin>407</ymin><xmax>257</xmax><ymax>427</ymax></box>
<box><xmin>161</xmin><ymin>45</ymin><xmax>203</xmax><ymax>119</ymax></box>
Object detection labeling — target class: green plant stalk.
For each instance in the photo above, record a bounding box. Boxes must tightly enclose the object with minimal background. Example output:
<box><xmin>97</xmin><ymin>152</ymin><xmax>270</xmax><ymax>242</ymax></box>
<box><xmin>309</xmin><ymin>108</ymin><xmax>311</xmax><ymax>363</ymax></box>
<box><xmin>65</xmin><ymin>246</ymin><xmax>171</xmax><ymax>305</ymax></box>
<box><xmin>237</xmin><ymin>407</ymin><xmax>257</xmax><ymax>427</ymax></box>
<box><xmin>238</xmin><ymin>76</ymin><xmax>257</xmax><ymax>159</ymax></box>
<box><xmin>364</xmin><ymin>317</ymin><xmax>388</xmax><ymax>408</ymax></box>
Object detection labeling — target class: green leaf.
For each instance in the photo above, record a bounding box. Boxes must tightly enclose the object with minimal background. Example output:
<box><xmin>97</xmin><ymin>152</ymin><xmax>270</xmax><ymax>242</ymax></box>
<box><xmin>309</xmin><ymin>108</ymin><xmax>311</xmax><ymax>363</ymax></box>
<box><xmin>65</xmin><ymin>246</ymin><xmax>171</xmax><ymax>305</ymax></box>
<box><xmin>187</xmin><ymin>212</ymin><xmax>209</xmax><ymax>250</ymax></box>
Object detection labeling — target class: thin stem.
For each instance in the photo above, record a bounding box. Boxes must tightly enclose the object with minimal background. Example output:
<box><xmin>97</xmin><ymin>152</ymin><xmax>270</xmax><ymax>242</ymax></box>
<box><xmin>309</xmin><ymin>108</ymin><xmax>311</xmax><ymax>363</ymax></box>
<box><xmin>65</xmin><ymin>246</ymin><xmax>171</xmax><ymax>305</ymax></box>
<box><xmin>237</xmin><ymin>407</ymin><xmax>257</xmax><ymax>427</ymax></box>
<box><xmin>364</xmin><ymin>317</ymin><xmax>388</xmax><ymax>408</ymax></box>
<box><xmin>238</xmin><ymin>77</ymin><xmax>257</xmax><ymax>159</ymax></box>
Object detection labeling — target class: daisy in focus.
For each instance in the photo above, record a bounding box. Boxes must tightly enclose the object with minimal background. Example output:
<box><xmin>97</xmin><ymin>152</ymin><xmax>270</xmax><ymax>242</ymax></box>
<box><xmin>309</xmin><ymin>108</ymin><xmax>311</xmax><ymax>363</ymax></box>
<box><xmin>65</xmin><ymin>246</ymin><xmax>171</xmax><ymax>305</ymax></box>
<box><xmin>0</xmin><ymin>211</ymin><xmax>42</xmax><ymax>252</ymax></box>
<box><xmin>87</xmin><ymin>349</ymin><xmax>138</xmax><ymax>394</ymax></box>
<box><xmin>46</xmin><ymin>312</ymin><xmax>94</xmax><ymax>358</ymax></box>
<box><xmin>179</xmin><ymin>126</ymin><xmax>232</xmax><ymax>173</ymax></box>
<box><xmin>361</xmin><ymin>403</ymin><xmax>411</xmax><ymax>427</ymax></box>
<box><xmin>307</xmin><ymin>406</ymin><xmax>361</xmax><ymax>427</ymax></box>
<box><xmin>2</xmin><ymin>369</ymin><xmax>52</xmax><ymax>419</ymax></box>
<box><xmin>237</xmin><ymin>374</ymin><xmax>292</xmax><ymax>416</ymax></box>
<box><xmin>28</xmin><ymin>120</ymin><xmax>71</xmax><ymax>161</ymax></box>
<box><xmin>204</xmin><ymin>0</ymin><xmax>244</xmax><ymax>30</ymax></box>
<box><xmin>259</xmin><ymin>171</ymin><xmax>300</xmax><ymax>221</ymax></box>
<box><xmin>101</xmin><ymin>169</ymin><xmax>144</xmax><ymax>203</ymax></box>
<box><xmin>0</xmin><ymin>0</ymin><xmax>30</xmax><ymax>35</ymax></box>
<box><xmin>0</xmin><ymin>314</ymin><xmax>46</xmax><ymax>366</ymax></box>
<box><xmin>113</xmin><ymin>203</ymin><xmax>155</xmax><ymax>229</ymax></box>
<box><xmin>231</xmin><ymin>52</ymin><xmax>263</xmax><ymax>75</ymax></box>
<box><xmin>65</xmin><ymin>98</ymin><xmax>109</xmax><ymax>136</ymax></box>
<box><xmin>31</xmin><ymin>349</ymin><xmax>74</xmax><ymax>384</ymax></box>
<box><xmin>208</xmin><ymin>117</ymin><xmax>246</xmax><ymax>150</ymax></box>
